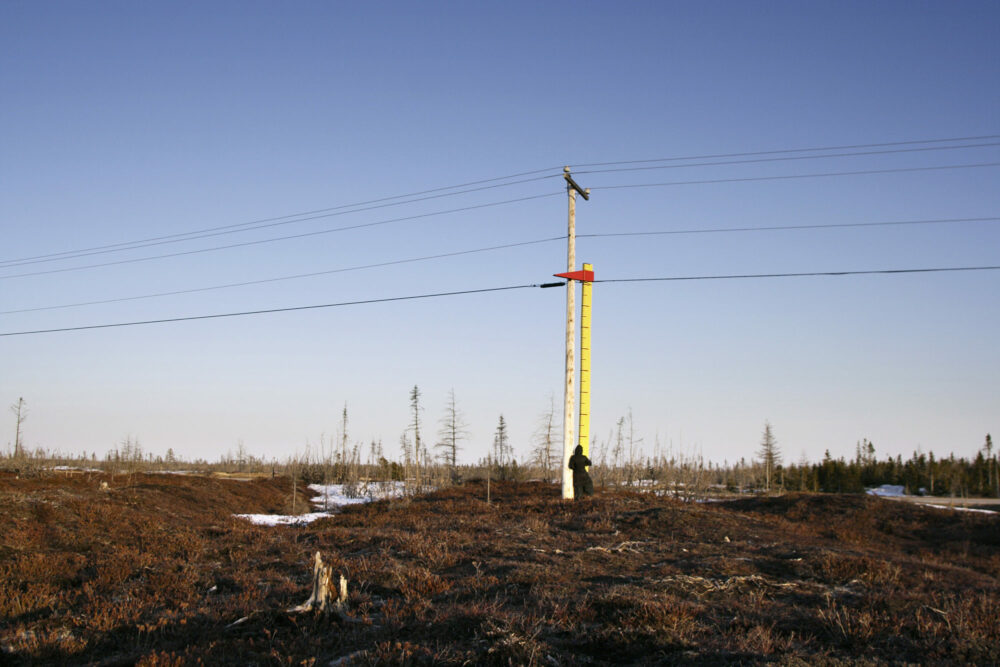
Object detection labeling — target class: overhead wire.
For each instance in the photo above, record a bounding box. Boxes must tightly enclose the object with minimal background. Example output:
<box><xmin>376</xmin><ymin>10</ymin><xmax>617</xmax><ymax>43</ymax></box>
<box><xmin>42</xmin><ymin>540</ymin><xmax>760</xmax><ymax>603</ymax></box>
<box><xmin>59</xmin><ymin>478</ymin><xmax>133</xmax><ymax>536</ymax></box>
<box><xmin>6</xmin><ymin>215</ymin><xmax>995</xmax><ymax>314</ymax></box>
<box><xmin>0</xmin><ymin>173</ymin><xmax>562</xmax><ymax>268</ymax></box>
<box><xmin>6</xmin><ymin>133</ymin><xmax>996</xmax><ymax>267</ymax></box>
<box><xmin>5</xmin><ymin>132</ymin><xmax>996</xmax><ymax>328</ymax></box>
<box><xmin>0</xmin><ymin>192</ymin><xmax>564</xmax><ymax>280</ymax></box>
<box><xmin>0</xmin><ymin>235</ymin><xmax>567</xmax><ymax>314</ymax></box>
<box><xmin>577</xmin><ymin>216</ymin><xmax>1000</xmax><ymax>239</ymax></box>
<box><xmin>4</xmin><ymin>265</ymin><xmax>998</xmax><ymax>337</ymax></box>
<box><xmin>8</xmin><ymin>162</ymin><xmax>996</xmax><ymax>280</ymax></box>
<box><xmin>572</xmin><ymin>134</ymin><xmax>1000</xmax><ymax>169</ymax></box>
<box><xmin>574</xmin><ymin>142</ymin><xmax>1000</xmax><ymax>175</ymax></box>
<box><xmin>0</xmin><ymin>284</ymin><xmax>547</xmax><ymax>337</ymax></box>
<box><xmin>588</xmin><ymin>162</ymin><xmax>1000</xmax><ymax>190</ymax></box>
<box><xmin>593</xmin><ymin>266</ymin><xmax>1000</xmax><ymax>283</ymax></box>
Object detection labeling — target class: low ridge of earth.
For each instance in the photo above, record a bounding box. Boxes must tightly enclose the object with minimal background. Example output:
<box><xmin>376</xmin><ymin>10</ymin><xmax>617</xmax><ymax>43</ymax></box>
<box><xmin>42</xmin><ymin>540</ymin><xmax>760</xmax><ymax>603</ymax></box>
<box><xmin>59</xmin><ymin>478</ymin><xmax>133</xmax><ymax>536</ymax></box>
<box><xmin>2</xmin><ymin>472</ymin><xmax>998</xmax><ymax>665</ymax></box>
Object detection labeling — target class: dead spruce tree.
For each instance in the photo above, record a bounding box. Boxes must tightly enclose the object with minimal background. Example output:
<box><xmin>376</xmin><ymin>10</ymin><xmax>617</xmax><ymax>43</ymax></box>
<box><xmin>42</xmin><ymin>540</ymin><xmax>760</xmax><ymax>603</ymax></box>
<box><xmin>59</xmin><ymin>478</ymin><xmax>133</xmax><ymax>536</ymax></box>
<box><xmin>493</xmin><ymin>414</ymin><xmax>514</xmax><ymax>480</ymax></box>
<box><xmin>531</xmin><ymin>396</ymin><xmax>558</xmax><ymax>482</ymax></box>
<box><xmin>435</xmin><ymin>388</ymin><xmax>468</xmax><ymax>471</ymax></box>
<box><xmin>409</xmin><ymin>385</ymin><xmax>423</xmax><ymax>491</ymax></box>
<box><xmin>758</xmin><ymin>421</ymin><xmax>781</xmax><ymax>493</ymax></box>
<box><xmin>10</xmin><ymin>397</ymin><xmax>27</xmax><ymax>459</ymax></box>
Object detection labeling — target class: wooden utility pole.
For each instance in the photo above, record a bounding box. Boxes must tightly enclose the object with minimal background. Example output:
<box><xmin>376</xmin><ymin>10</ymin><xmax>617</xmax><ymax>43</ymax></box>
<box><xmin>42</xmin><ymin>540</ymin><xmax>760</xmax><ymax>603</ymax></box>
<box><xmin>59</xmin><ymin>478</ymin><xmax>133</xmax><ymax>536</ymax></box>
<box><xmin>560</xmin><ymin>167</ymin><xmax>589</xmax><ymax>500</ymax></box>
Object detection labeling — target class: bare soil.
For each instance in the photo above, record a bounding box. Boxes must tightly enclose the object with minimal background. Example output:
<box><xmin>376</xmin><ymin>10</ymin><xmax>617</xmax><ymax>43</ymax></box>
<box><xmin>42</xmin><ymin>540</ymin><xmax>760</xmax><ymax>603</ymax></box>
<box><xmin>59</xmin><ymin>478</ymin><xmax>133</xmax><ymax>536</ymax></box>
<box><xmin>1</xmin><ymin>472</ymin><xmax>998</xmax><ymax>665</ymax></box>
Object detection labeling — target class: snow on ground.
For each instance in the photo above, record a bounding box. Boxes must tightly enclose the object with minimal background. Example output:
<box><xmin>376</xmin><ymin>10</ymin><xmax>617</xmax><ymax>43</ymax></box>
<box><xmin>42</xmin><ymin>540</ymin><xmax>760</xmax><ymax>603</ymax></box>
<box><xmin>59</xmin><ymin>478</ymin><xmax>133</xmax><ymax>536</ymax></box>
<box><xmin>234</xmin><ymin>512</ymin><xmax>335</xmax><ymax>526</ymax></box>
<box><xmin>307</xmin><ymin>481</ymin><xmax>406</xmax><ymax>509</ymax></box>
<box><xmin>867</xmin><ymin>485</ymin><xmax>906</xmax><ymax>497</ymax></box>
<box><xmin>867</xmin><ymin>485</ymin><xmax>997</xmax><ymax>513</ymax></box>
<box><xmin>924</xmin><ymin>504</ymin><xmax>998</xmax><ymax>514</ymax></box>
<box><xmin>235</xmin><ymin>481</ymin><xmax>407</xmax><ymax>526</ymax></box>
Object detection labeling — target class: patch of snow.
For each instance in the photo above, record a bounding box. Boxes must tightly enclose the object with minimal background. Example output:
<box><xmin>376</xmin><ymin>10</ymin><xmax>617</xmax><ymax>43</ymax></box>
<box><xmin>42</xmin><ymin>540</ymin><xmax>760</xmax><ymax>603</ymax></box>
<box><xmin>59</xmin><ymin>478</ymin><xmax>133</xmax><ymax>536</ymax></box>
<box><xmin>233</xmin><ymin>481</ymin><xmax>407</xmax><ymax>526</ymax></box>
<box><xmin>47</xmin><ymin>466</ymin><xmax>102</xmax><ymax>472</ymax></box>
<box><xmin>922</xmin><ymin>504</ymin><xmax>997</xmax><ymax>514</ymax></box>
<box><xmin>624</xmin><ymin>479</ymin><xmax>659</xmax><ymax>488</ymax></box>
<box><xmin>308</xmin><ymin>481</ymin><xmax>406</xmax><ymax>508</ymax></box>
<box><xmin>867</xmin><ymin>484</ymin><xmax>906</xmax><ymax>497</ymax></box>
<box><xmin>235</xmin><ymin>512</ymin><xmax>333</xmax><ymax>526</ymax></box>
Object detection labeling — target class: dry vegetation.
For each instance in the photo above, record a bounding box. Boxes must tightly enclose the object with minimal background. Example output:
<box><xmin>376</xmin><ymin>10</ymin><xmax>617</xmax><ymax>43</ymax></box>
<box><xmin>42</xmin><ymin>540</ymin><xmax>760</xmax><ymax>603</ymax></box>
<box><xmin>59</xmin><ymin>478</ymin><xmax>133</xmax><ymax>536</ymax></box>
<box><xmin>1</xmin><ymin>471</ymin><xmax>998</xmax><ymax>665</ymax></box>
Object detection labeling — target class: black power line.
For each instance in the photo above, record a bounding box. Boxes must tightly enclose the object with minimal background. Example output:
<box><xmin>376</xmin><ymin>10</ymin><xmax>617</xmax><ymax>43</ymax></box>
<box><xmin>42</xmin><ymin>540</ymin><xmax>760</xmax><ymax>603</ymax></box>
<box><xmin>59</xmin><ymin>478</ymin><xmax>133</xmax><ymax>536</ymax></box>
<box><xmin>0</xmin><ymin>192</ymin><xmax>563</xmax><ymax>280</ymax></box>
<box><xmin>8</xmin><ymin>163</ymin><xmax>995</xmax><ymax>281</ymax></box>
<box><xmin>589</xmin><ymin>162</ymin><xmax>1000</xmax><ymax>191</ymax></box>
<box><xmin>7</xmin><ymin>133</ymin><xmax>996</xmax><ymax>267</ymax></box>
<box><xmin>594</xmin><ymin>266</ymin><xmax>1000</xmax><ymax>283</ymax></box>
<box><xmin>0</xmin><ymin>284</ymin><xmax>549</xmax><ymax>337</ymax></box>
<box><xmin>4</xmin><ymin>265</ymin><xmax>998</xmax><ymax>338</ymax></box>
<box><xmin>573</xmin><ymin>134</ymin><xmax>1000</xmax><ymax>168</ymax></box>
<box><xmin>575</xmin><ymin>142</ymin><xmax>1000</xmax><ymax>175</ymax></box>
<box><xmin>7</xmin><ymin>215</ymin><xmax>994</xmax><ymax>315</ymax></box>
<box><xmin>0</xmin><ymin>175</ymin><xmax>562</xmax><ymax>268</ymax></box>
<box><xmin>578</xmin><ymin>216</ymin><xmax>1000</xmax><ymax>239</ymax></box>
<box><xmin>1</xmin><ymin>236</ymin><xmax>566</xmax><ymax>314</ymax></box>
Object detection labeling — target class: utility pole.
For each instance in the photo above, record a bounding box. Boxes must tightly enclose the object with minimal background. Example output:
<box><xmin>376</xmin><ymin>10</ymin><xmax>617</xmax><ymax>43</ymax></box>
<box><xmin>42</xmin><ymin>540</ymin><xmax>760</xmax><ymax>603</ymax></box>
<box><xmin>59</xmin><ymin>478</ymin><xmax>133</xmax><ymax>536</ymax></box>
<box><xmin>560</xmin><ymin>167</ymin><xmax>589</xmax><ymax>499</ymax></box>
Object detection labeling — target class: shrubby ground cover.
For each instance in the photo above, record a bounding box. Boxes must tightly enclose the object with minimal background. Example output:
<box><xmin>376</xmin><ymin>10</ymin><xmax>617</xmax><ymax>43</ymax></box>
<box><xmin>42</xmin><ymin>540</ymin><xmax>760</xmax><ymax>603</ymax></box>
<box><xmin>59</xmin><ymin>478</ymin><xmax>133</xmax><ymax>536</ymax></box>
<box><xmin>1</xmin><ymin>472</ymin><xmax>998</xmax><ymax>665</ymax></box>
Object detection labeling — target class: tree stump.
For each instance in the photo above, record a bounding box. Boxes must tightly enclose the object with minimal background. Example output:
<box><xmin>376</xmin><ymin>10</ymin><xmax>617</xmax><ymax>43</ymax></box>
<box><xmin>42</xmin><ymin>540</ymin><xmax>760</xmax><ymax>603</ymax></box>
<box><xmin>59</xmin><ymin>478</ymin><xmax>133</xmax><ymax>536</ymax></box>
<box><xmin>289</xmin><ymin>551</ymin><xmax>347</xmax><ymax>613</ymax></box>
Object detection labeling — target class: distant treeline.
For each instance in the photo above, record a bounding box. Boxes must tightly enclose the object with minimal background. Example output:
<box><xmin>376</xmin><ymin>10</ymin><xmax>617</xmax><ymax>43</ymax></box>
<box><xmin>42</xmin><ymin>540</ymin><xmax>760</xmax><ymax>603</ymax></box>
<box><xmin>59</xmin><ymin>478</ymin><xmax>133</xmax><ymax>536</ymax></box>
<box><xmin>4</xmin><ymin>434</ymin><xmax>997</xmax><ymax>500</ymax></box>
<box><xmin>9</xmin><ymin>393</ymin><xmax>994</xmax><ymax>499</ymax></box>
<box><xmin>727</xmin><ymin>437</ymin><xmax>999</xmax><ymax>498</ymax></box>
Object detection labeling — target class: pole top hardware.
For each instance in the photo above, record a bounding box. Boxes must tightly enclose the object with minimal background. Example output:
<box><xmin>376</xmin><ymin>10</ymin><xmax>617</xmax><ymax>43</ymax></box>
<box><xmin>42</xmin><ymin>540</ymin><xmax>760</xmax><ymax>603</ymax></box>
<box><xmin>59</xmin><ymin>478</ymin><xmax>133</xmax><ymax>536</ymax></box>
<box><xmin>554</xmin><ymin>269</ymin><xmax>595</xmax><ymax>282</ymax></box>
<box><xmin>563</xmin><ymin>168</ymin><xmax>590</xmax><ymax>201</ymax></box>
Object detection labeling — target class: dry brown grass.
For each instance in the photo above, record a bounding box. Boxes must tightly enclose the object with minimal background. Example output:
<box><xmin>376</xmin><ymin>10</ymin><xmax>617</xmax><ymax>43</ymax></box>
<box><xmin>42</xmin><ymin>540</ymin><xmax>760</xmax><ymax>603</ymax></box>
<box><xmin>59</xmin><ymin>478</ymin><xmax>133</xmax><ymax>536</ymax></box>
<box><xmin>1</xmin><ymin>475</ymin><xmax>997</xmax><ymax>665</ymax></box>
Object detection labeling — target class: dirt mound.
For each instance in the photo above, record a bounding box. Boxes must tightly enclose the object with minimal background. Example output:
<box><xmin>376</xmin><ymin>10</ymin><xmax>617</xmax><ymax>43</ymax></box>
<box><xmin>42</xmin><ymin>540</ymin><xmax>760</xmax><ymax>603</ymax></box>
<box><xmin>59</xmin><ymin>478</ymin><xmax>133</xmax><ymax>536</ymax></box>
<box><xmin>0</xmin><ymin>471</ymin><xmax>297</xmax><ymax>526</ymax></box>
<box><xmin>724</xmin><ymin>492</ymin><xmax>1000</xmax><ymax>565</ymax></box>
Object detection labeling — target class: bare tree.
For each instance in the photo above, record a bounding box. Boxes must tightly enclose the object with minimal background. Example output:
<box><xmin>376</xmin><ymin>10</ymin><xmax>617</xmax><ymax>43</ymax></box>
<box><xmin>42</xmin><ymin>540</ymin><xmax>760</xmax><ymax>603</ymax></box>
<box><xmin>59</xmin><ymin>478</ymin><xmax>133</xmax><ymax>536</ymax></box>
<box><xmin>758</xmin><ymin>421</ymin><xmax>781</xmax><ymax>493</ymax></box>
<box><xmin>10</xmin><ymin>397</ymin><xmax>26</xmax><ymax>458</ymax></box>
<box><xmin>338</xmin><ymin>403</ymin><xmax>349</xmax><ymax>470</ymax></box>
<box><xmin>493</xmin><ymin>414</ymin><xmax>512</xmax><ymax>469</ymax></box>
<box><xmin>236</xmin><ymin>439</ymin><xmax>248</xmax><ymax>473</ymax></box>
<box><xmin>985</xmin><ymin>433</ymin><xmax>996</xmax><ymax>497</ymax></box>
<box><xmin>531</xmin><ymin>395</ymin><xmax>558</xmax><ymax>482</ymax></box>
<box><xmin>409</xmin><ymin>386</ymin><xmax>423</xmax><ymax>488</ymax></box>
<box><xmin>625</xmin><ymin>409</ymin><xmax>643</xmax><ymax>485</ymax></box>
<box><xmin>611</xmin><ymin>416</ymin><xmax>625</xmax><ymax>483</ymax></box>
<box><xmin>797</xmin><ymin>450</ymin><xmax>811</xmax><ymax>492</ymax></box>
<box><xmin>435</xmin><ymin>389</ymin><xmax>468</xmax><ymax>469</ymax></box>
<box><xmin>398</xmin><ymin>431</ymin><xmax>414</xmax><ymax>492</ymax></box>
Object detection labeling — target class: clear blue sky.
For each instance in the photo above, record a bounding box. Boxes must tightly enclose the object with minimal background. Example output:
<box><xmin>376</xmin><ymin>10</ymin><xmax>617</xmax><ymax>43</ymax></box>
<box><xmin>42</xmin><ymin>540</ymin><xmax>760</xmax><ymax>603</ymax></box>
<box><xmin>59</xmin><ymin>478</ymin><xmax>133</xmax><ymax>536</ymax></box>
<box><xmin>2</xmin><ymin>1</ymin><xmax>998</xmax><ymax>466</ymax></box>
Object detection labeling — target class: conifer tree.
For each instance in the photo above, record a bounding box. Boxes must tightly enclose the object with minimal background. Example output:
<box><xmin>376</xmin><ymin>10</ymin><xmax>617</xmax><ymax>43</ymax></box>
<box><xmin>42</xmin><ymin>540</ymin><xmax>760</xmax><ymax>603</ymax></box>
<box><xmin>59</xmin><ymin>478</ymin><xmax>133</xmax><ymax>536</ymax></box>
<box><xmin>10</xmin><ymin>397</ymin><xmax>26</xmax><ymax>458</ymax></box>
<box><xmin>435</xmin><ymin>389</ymin><xmax>468</xmax><ymax>469</ymax></box>
<box><xmin>493</xmin><ymin>415</ymin><xmax>511</xmax><ymax>469</ymax></box>
<box><xmin>985</xmin><ymin>433</ymin><xmax>996</xmax><ymax>497</ymax></box>
<box><xmin>757</xmin><ymin>421</ymin><xmax>781</xmax><ymax>492</ymax></box>
<box><xmin>408</xmin><ymin>387</ymin><xmax>421</xmax><ymax>453</ymax></box>
<box><xmin>531</xmin><ymin>396</ymin><xmax>557</xmax><ymax>481</ymax></box>
<box><xmin>409</xmin><ymin>386</ymin><xmax>422</xmax><ymax>485</ymax></box>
